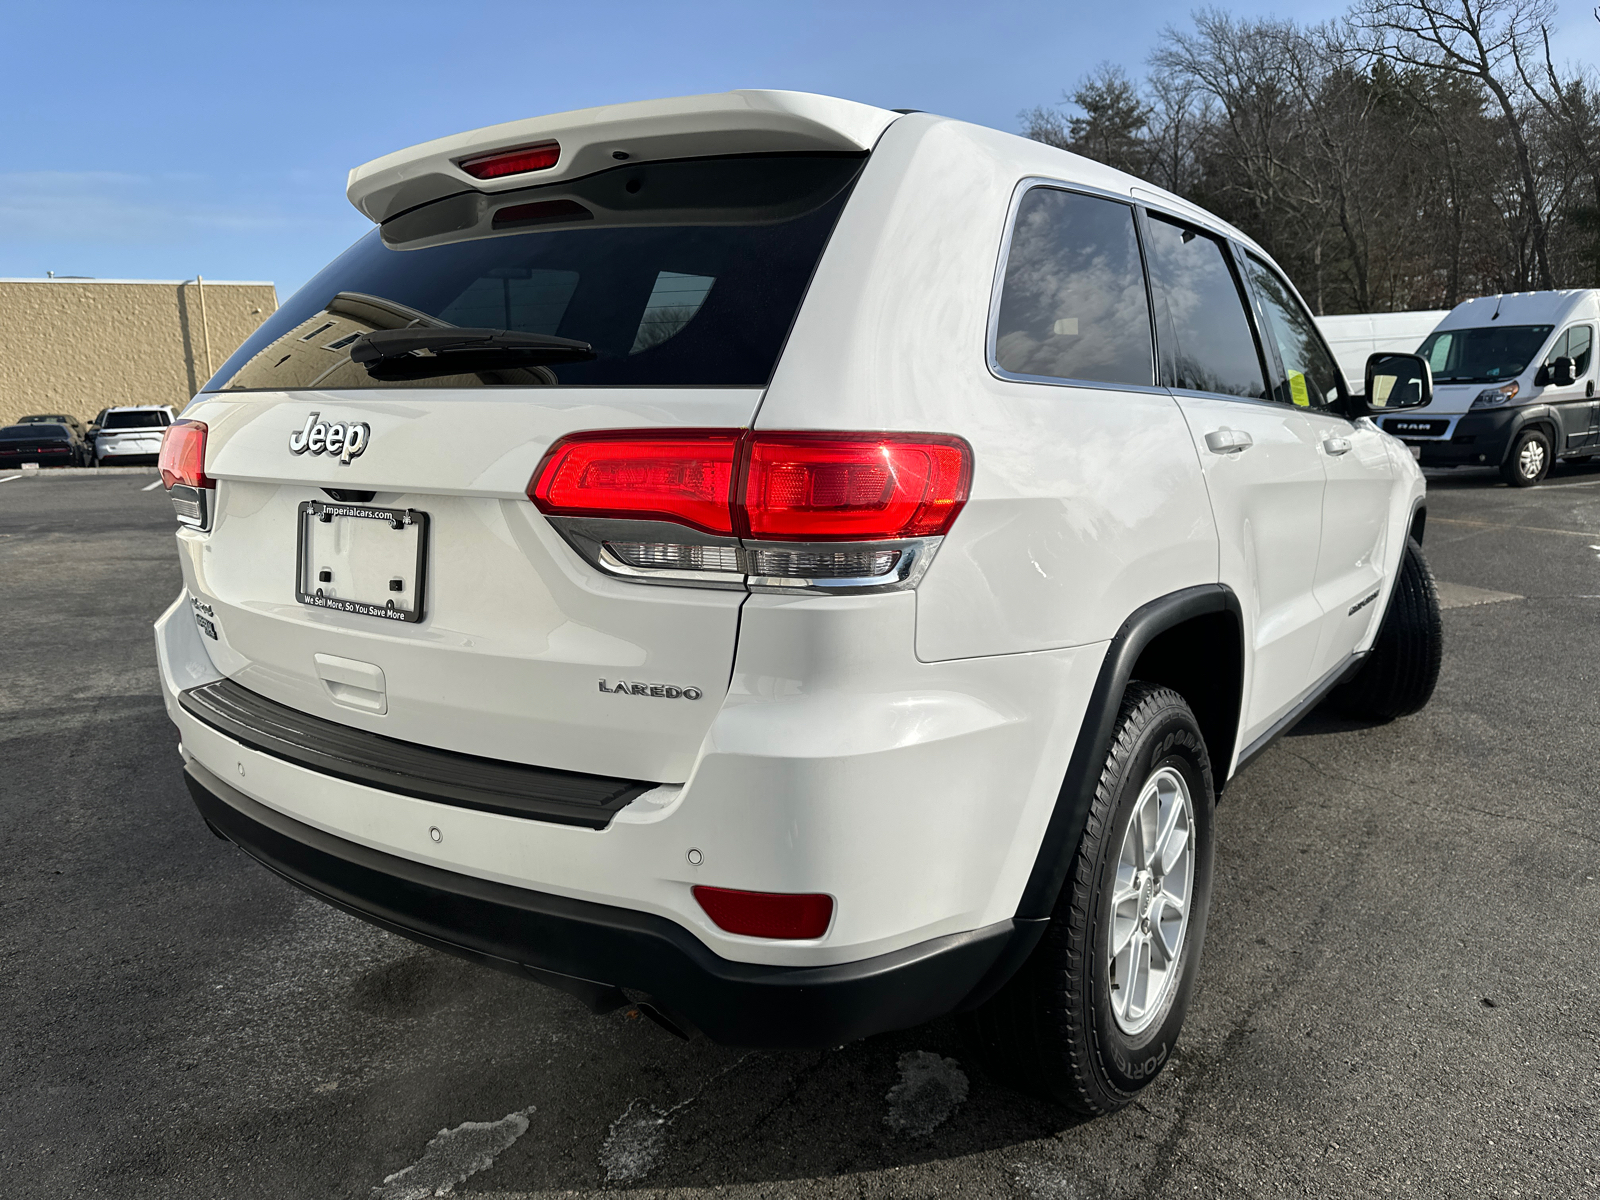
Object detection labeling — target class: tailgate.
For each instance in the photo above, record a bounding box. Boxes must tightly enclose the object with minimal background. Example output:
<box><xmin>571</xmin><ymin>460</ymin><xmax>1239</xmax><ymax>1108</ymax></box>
<box><xmin>179</xmin><ymin>389</ymin><xmax>758</xmax><ymax>783</ymax></box>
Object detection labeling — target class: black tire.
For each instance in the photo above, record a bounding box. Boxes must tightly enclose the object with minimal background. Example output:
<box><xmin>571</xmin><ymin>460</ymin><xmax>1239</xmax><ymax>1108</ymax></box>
<box><xmin>962</xmin><ymin>683</ymin><xmax>1214</xmax><ymax>1115</ymax></box>
<box><xmin>1500</xmin><ymin>427</ymin><xmax>1552</xmax><ymax>487</ymax></box>
<box><xmin>1329</xmin><ymin>536</ymin><xmax>1442</xmax><ymax>721</ymax></box>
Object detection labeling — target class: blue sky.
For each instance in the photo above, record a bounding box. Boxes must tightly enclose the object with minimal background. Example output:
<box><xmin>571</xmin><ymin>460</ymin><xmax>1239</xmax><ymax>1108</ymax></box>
<box><xmin>5</xmin><ymin>0</ymin><xmax>1599</xmax><ymax>301</ymax></box>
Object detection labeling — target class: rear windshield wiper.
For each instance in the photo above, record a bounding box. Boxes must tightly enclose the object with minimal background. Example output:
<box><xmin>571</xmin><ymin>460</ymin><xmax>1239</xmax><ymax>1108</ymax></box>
<box><xmin>350</xmin><ymin>328</ymin><xmax>596</xmax><ymax>381</ymax></box>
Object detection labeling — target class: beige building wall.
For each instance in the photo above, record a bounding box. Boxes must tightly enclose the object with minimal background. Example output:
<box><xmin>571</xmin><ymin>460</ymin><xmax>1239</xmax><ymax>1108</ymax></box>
<box><xmin>0</xmin><ymin>279</ymin><xmax>278</xmax><ymax>426</ymax></box>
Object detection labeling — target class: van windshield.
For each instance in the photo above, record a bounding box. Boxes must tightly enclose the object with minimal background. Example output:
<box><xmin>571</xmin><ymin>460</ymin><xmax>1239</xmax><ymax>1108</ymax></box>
<box><xmin>203</xmin><ymin>154</ymin><xmax>865</xmax><ymax>392</ymax></box>
<box><xmin>1418</xmin><ymin>324</ymin><xmax>1553</xmax><ymax>384</ymax></box>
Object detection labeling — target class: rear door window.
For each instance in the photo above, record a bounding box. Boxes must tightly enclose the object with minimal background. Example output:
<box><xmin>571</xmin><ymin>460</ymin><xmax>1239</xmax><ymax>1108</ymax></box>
<box><xmin>992</xmin><ymin>188</ymin><xmax>1154</xmax><ymax>387</ymax></box>
<box><xmin>1143</xmin><ymin>213</ymin><xmax>1268</xmax><ymax>400</ymax></box>
<box><xmin>204</xmin><ymin>154</ymin><xmax>865</xmax><ymax>391</ymax></box>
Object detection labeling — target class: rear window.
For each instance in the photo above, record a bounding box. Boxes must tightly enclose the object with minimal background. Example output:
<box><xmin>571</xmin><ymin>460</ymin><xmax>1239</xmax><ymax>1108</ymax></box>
<box><xmin>101</xmin><ymin>411</ymin><xmax>169</xmax><ymax>430</ymax></box>
<box><xmin>1</xmin><ymin>424</ymin><xmax>69</xmax><ymax>439</ymax></box>
<box><xmin>204</xmin><ymin>154</ymin><xmax>866</xmax><ymax>392</ymax></box>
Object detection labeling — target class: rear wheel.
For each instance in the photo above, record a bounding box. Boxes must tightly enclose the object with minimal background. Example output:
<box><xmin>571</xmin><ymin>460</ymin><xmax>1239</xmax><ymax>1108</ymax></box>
<box><xmin>1329</xmin><ymin>536</ymin><xmax>1442</xmax><ymax>721</ymax></box>
<box><xmin>1501</xmin><ymin>428</ymin><xmax>1551</xmax><ymax>487</ymax></box>
<box><xmin>963</xmin><ymin>683</ymin><xmax>1214</xmax><ymax>1115</ymax></box>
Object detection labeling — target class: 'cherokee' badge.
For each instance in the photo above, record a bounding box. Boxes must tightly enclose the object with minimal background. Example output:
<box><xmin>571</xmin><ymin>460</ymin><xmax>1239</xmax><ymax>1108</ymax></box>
<box><xmin>290</xmin><ymin>412</ymin><xmax>370</xmax><ymax>465</ymax></box>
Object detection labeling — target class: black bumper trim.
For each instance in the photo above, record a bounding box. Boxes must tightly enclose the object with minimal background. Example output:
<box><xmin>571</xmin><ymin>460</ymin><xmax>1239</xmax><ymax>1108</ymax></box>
<box><xmin>179</xmin><ymin>678</ymin><xmax>650</xmax><ymax>829</ymax></box>
<box><xmin>184</xmin><ymin>761</ymin><xmax>1020</xmax><ymax>1048</ymax></box>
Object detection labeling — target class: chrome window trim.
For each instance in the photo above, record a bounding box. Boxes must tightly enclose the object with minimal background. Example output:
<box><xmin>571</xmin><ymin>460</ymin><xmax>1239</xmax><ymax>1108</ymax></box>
<box><xmin>985</xmin><ymin>177</ymin><xmax>1163</xmax><ymax>395</ymax></box>
<box><xmin>986</xmin><ymin>175</ymin><xmax>1270</xmax><ymax>396</ymax></box>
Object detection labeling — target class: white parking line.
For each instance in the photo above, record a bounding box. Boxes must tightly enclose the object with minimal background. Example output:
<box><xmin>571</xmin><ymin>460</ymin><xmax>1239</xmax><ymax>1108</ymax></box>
<box><xmin>141</xmin><ymin>479</ymin><xmax>163</xmax><ymax>492</ymax></box>
<box><xmin>0</xmin><ymin>475</ymin><xmax>21</xmax><ymax>485</ymax></box>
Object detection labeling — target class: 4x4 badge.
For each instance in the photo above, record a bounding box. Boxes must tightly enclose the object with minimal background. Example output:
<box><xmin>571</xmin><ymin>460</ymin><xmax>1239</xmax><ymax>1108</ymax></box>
<box><xmin>289</xmin><ymin>412</ymin><xmax>369</xmax><ymax>464</ymax></box>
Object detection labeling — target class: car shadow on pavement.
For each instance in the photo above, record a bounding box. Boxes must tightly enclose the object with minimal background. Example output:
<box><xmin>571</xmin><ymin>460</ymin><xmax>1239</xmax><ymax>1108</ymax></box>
<box><xmin>1287</xmin><ymin>705</ymin><xmax>1387</xmax><ymax>739</ymax></box>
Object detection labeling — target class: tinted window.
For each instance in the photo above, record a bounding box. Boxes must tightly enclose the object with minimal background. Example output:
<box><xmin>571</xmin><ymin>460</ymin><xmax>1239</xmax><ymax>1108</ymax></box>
<box><xmin>1241</xmin><ymin>253</ymin><xmax>1343</xmax><ymax>408</ymax></box>
<box><xmin>1144</xmin><ymin>215</ymin><xmax>1267</xmax><ymax>399</ymax></box>
<box><xmin>1418</xmin><ymin>325</ymin><xmax>1553</xmax><ymax>383</ymax></box>
<box><xmin>993</xmin><ymin>189</ymin><xmax>1153</xmax><ymax>386</ymax></box>
<box><xmin>0</xmin><ymin>424</ymin><xmax>69</xmax><ymax>439</ymax></box>
<box><xmin>101</xmin><ymin>411</ymin><xmax>169</xmax><ymax>430</ymax></box>
<box><xmin>1544</xmin><ymin>325</ymin><xmax>1593</xmax><ymax>376</ymax></box>
<box><xmin>204</xmin><ymin>154</ymin><xmax>865</xmax><ymax>391</ymax></box>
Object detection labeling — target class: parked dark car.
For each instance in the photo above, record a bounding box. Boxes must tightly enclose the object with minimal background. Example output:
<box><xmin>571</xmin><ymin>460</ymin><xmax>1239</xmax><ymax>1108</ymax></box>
<box><xmin>17</xmin><ymin>413</ymin><xmax>89</xmax><ymax>439</ymax></box>
<box><xmin>0</xmin><ymin>423</ymin><xmax>94</xmax><ymax>468</ymax></box>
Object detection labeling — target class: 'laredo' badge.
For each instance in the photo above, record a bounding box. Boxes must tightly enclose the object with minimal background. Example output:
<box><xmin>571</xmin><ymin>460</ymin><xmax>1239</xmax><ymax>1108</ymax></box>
<box><xmin>599</xmin><ymin>680</ymin><xmax>703</xmax><ymax>700</ymax></box>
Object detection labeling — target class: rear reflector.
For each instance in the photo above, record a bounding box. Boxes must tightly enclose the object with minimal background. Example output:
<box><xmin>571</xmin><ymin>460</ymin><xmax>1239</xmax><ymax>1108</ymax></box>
<box><xmin>692</xmin><ymin>886</ymin><xmax>834</xmax><ymax>939</ymax></box>
<box><xmin>530</xmin><ymin>430</ymin><xmax>739</xmax><ymax>535</ymax></box>
<box><xmin>530</xmin><ymin>430</ymin><xmax>971</xmax><ymax>542</ymax></box>
<box><xmin>458</xmin><ymin>140</ymin><xmax>561</xmax><ymax>180</ymax></box>
<box><xmin>159</xmin><ymin>420</ymin><xmax>212</xmax><ymax>490</ymax></box>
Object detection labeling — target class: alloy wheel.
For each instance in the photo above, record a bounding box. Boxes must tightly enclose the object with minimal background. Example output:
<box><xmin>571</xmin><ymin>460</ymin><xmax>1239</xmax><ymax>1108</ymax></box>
<box><xmin>1107</xmin><ymin>765</ymin><xmax>1195</xmax><ymax>1035</ymax></box>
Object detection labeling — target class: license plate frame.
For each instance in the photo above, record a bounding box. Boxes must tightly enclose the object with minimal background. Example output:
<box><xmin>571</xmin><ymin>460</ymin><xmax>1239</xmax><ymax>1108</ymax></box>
<box><xmin>295</xmin><ymin>500</ymin><xmax>430</xmax><ymax>623</ymax></box>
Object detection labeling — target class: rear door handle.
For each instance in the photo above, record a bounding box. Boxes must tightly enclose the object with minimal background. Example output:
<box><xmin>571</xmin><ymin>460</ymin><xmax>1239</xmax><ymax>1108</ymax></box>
<box><xmin>1205</xmin><ymin>429</ymin><xmax>1254</xmax><ymax>454</ymax></box>
<box><xmin>1323</xmin><ymin>436</ymin><xmax>1353</xmax><ymax>456</ymax></box>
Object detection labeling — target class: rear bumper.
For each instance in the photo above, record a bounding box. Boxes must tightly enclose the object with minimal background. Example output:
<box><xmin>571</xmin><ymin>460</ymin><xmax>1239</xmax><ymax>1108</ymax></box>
<box><xmin>187</xmin><ymin>758</ymin><xmax>1032</xmax><ymax>1047</ymax></box>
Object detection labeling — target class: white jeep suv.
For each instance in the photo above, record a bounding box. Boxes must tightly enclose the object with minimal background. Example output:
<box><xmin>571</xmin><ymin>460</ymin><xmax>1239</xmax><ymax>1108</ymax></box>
<box><xmin>153</xmin><ymin>91</ymin><xmax>1443</xmax><ymax>1115</ymax></box>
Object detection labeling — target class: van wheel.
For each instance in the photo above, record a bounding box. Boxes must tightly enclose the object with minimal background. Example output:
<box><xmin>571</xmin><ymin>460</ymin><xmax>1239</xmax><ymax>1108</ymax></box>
<box><xmin>962</xmin><ymin>683</ymin><xmax>1214</xmax><ymax>1115</ymax></box>
<box><xmin>1501</xmin><ymin>428</ymin><xmax>1551</xmax><ymax>486</ymax></box>
<box><xmin>1329</xmin><ymin>537</ymin><xmax>1442</xmax><ymax>721</ymax></box>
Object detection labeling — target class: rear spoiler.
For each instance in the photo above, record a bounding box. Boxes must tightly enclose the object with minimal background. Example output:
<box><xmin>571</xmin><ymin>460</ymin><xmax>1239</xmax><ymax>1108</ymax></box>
<box><xmin>346</xmin><ymin>89</ymin><xmax>900</xmax><ymax>225</ymax></box>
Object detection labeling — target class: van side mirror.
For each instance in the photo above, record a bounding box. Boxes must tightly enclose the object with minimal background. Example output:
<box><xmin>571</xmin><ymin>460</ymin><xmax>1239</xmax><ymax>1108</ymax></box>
<box><xmin>1552</xmin><ymin>356</ymin><xmax>1577</xmax><ymax>387</ymax></box>
<box><xmin>1363</xmin><ymin>352</ymin><xmax>1432</xmax><ymax>412</ymax></box>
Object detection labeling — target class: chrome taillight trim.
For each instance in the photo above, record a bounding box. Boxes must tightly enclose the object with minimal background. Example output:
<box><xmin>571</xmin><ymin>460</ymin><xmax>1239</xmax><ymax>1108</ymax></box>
<box><xmin>545</xmin><ymin>516</ymin><xmax>942</xmax><ymax>594</ymax></box>
<box><xmin>169</xmin><ymin>483</ymin><xmax>211</xmax><ymax>531</ymax></box>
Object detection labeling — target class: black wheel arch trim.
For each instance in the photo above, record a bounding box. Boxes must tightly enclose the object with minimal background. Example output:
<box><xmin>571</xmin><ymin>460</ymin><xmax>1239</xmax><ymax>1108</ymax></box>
<box><xmin>1014</xmin><ymin>584</ymin><xmax>1242</xmax><ymax>922</ymax></box>
<box><xmin>1505</xmin><ymin>406</ymin><xmax>1560</xmax><ymax>462</ymax></box>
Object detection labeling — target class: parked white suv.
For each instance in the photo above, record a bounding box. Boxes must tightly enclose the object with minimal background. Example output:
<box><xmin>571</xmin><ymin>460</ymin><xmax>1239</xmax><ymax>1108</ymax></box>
<box><xmin>96</xmin><ymin>405</ymin><xmax>176</xmax><ymax>465</ymax></box>
<box><xmin>153</xmin><ymin>91</ymin><xmax>1443</xmax><ymax>1114</ymax></box>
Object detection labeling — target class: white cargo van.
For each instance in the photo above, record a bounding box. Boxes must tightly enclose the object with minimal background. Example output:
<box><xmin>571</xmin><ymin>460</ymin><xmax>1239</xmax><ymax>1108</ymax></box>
<box><xmin>1374</xmin><ymin>291</ymin><xmax>1599</xmax><ymax>486</ymax></box>
<box><xmin>1315</xmin><ymin>310</ymin><xmax>1448</xmax><ymax>393</ymax></box>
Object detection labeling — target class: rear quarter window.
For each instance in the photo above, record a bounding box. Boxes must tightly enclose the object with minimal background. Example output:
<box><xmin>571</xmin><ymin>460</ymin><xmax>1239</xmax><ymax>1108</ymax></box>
<box><xmin>991</xmin><ymin>187</ymin><xmax>1154</xmax><ymax>388</ymax></box>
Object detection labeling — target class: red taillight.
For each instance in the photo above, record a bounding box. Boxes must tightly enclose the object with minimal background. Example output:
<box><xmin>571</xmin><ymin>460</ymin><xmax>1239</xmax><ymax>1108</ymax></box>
<box><xmin>529</xmin><ymin>430</ymin><xmax>971</xmax><ymax>541</ymax></box>
<box><xmin>158</xmin><ymin>420</ymin><xmax>211</xmax><ymax>490</ymax></box>
<box><xmin>741</xmin><ymin>433</ymin><xmax>971</xmax><ymax>541</ymax></box>
<box><xmin>692</xmin><ymin>886</ymin><xmax>834</xmax><ymax>939</ymax></box>
<box><xmin>529</xmin><ymin>430</ymin><xmax>740</xmax><ymax>535</ymax></box>
<box><xmin>457</xmin><ymin>140</ymin><xmax>561</xmax><ymax>180</ymax></box>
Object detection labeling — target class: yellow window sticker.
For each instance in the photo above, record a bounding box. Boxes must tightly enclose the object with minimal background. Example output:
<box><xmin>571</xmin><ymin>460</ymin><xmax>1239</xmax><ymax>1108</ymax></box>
<box><xmin>1288</xmin><ymin>370</ymin><xmax>1310</xmax><ymax>407</ymax></box>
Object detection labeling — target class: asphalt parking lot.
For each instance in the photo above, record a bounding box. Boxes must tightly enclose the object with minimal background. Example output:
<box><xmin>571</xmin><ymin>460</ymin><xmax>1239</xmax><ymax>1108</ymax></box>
<box><xmin>2</xmin><ymin>463</ymin><xmax>1597</xmax><ymax>1199</ymax></box>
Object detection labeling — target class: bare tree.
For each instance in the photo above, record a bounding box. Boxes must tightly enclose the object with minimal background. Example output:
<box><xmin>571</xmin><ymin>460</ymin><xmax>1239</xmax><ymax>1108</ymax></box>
<box><xmin>1355</xmin><ymin>0</ymin><xmax>1556</xmax><ymax>287</ymax></box>
<box><xmin>1019</xmin><ymin>2</ymin><xmax>1595</xmax><ymax>308</ymax></box>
